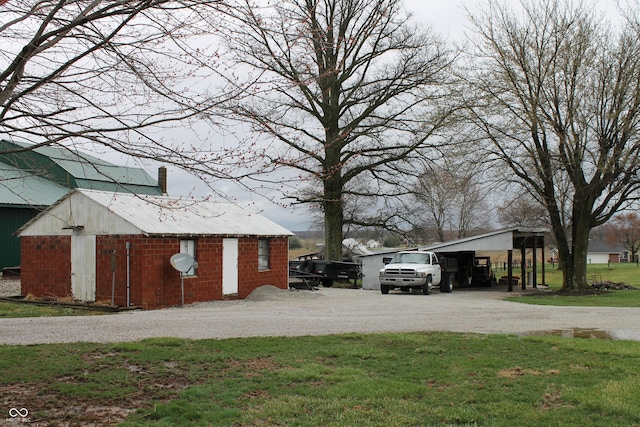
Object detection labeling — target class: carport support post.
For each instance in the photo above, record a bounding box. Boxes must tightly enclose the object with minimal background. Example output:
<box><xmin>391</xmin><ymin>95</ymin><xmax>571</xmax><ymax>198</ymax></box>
<box><xmin>541</xmin><ymin>242</ymin><xmax>546</xmax><ymax>287</ymax></box>
<box><xmin>521</xmin><ymin>240</ymin><xmax>527</xmax><ymax>290</ymax></box>
<box><xmin>507</xmin><ymin>250</ymin><xmax>513</xmax><ymax>292</ymax></box>
<box><xmin>532</xmin><ymin>237</ymin><xmax>538</xmax><ymax>289</ymax></box>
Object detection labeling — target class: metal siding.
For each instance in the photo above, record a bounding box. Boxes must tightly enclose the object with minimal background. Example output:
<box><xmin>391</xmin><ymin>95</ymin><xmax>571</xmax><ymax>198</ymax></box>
<box><xmin>423</xmin><ymin>229</ymin><xmax>520</xmax><ymax>252</ymax></box>
<box><xmin>0</xmin><ymin>207</ymin><xmax>38</xmax><ymax>269</ymax></box>
<box><xmin>424</xmin><ymin>233</ymin><xmax>514</xmax><ymax>252</ymax></box>
<box><xmin>18</xmin><ymin>192</ymin><xmax>143</xmax><ymax>236</ymax></box>
<box><xmin>361</xmin><ymin>252</ymin><xmax>395</xmax><ymax>290</ymax></box>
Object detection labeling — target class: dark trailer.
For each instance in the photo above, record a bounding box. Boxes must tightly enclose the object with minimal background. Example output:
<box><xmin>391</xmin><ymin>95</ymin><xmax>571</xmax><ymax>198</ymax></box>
<box><xmin>435</xmin><ymin>251</ymin><xmax>494</xmax><ymax>289</ymax></box>
<box><xmin>289</xmin><ymin>252</ymin><xmax>361</xmax><ymax>289</ymax></box>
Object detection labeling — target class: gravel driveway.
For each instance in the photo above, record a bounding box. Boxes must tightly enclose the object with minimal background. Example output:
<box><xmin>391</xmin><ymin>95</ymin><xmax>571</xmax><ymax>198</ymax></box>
<box><xmin>2</xmin><ymin>284</ymin><xmax>640</xmax><ymax>345</ymax></box>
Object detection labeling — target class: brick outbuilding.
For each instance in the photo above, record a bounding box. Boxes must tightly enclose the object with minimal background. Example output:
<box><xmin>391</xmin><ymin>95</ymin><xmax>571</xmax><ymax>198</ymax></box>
<box><xmin>18</xmin><ymin>189</ymin><xmax>293</xmax><ymax>309</ymax></box>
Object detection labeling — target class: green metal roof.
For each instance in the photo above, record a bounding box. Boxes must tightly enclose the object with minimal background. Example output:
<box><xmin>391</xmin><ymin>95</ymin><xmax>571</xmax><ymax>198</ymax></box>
<box><xmin>0</xmin><ymin>140</ymin><xmax>162</xmax><ymax>207</ymax></box>
<box><xmin>0</xmin><ymin>162</ymin><xmax>68</xmax><ymax>207</ymax></box>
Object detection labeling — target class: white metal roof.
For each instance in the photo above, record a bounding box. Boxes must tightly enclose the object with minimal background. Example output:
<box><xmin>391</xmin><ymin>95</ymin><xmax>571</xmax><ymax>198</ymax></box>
<box><xmin>356</xmin><ymin>227</ymin><xmax>549</xmax><ymax>259</ymax></box>
<box><xmin>19</xmin><ymin>189</ymin><xmax>293</xmax><ymax>237</ymax></box>
<box><xmin>422</xmin><ymin>227</ymin><xmax>548</xmax><ymax>252</ymax></box>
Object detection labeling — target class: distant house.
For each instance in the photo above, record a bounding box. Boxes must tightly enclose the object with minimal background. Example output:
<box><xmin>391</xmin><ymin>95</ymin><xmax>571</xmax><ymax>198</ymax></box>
<box><xmin>18</xmin><ymin>189</ymin><xmax>293</xmax><ymax>309</ymax></box>
<box><xmin>587</xmin><ymin>240</ymin><xmax>629</xmax><ymax>264</ymax></box>
<box><xmin>0</xmin><ymin>139</ymin><xmax>164</xmax><ymax>272</ymax></box>
<box><xmin>366</xmin><ymin>239</ymin><xmax>381</xmax><ymax>249</ymax></box>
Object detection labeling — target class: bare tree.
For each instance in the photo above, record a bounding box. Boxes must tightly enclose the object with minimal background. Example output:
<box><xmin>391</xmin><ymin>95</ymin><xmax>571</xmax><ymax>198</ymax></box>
<box><xmin>411</xmin><ymin>161</ymin><xmax>490</xmax><ymax>242</ymax></box>
<box><xmin>497</xmin><ymin>195</ymin><xmax>548</xmax><ymax>228</ymax></box>
<box><xmin>464</xmin><ymin>0</ymin><xmax>640</xmax><ymax>291</ymax></box>
<box><xmin>0</xmin><ymin>0</ymin><xmax>244</xmax><ymax>195</ymax></box>
<box><xmin>212</xmin><ymin>0</ymin><xmax>456</xmax><ymax>260</ymax></box>
<box><xmin>456</xmin><ymin>172</ymin><xmax>491</xmax><ymax>238</ymax></box>
<box><xmin>602</xmin><ymin>212</ymin><xmax>640</xmax><ymax>262</ymax></box>
<box><xmin>414</xmin><ymin>168</ymin><xmax>450</xmax><ymax>242</ymax></box>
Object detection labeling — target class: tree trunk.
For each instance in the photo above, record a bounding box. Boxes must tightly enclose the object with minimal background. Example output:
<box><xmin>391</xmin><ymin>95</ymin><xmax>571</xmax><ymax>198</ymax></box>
<box><xmin>323</xmin><ymin>185</ymin><xmax>344</xmax><ymax>261</ymax></box>
<box><xmin>323</xmin><ymin>139</ymin><xmax>344</xmax><ymax>261</ymax></box>
<box><xmin>560</xmin><ymin>197</ymin><xmax>593</xmax><ymax>292</ymax></box>
<box><xmin>560</xmin><ymin>238</ymin><xmax>590</xmax><ymax>291</ymax></box>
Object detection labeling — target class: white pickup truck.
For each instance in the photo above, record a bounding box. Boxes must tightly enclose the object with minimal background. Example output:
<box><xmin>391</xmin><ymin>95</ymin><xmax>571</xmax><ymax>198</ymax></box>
<box><xmin>379</xmin><ymin>251</ymin><xmax>442</xmax><ymax>295</ymax></box>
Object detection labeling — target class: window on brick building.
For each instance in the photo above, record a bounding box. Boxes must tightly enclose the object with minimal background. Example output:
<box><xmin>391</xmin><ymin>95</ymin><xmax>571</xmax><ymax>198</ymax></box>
<box><xmin>180</xmin><ymin>239</ymin><xmax>197</xmax><ymax>276</ymax></box>
<box><xmin>258</xmin><ymin>239</ymin><xmax>270</xmax><ymax>271</ymax></box>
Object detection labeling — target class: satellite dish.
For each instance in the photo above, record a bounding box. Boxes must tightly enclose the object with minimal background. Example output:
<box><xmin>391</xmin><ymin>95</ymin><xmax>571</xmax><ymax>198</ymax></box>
<box><xmin>170</xmin><ymin>253</ymin><xmax>195</xmax><ymax>273</ymax></box>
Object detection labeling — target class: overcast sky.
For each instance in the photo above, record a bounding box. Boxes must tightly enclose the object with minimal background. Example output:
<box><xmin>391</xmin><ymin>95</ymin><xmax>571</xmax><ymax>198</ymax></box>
<box><xmin>160</xmin><ymin>0</ymin><xmax>473</xmax><ymax>232</ymax></box>
<box><xmin>158</xmin><ymin>0</ymin><xmax>621</xmax><ymax>232</ymax></box>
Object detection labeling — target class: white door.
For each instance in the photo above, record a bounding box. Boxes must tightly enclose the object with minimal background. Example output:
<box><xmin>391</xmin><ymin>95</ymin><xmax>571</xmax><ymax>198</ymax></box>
<box><xmin>223</xmin><ymin>238</ymin><xmax>239</xmax><ymax>295</ymax></box>
<box><xmin>71</xmin><ymin>234</ymin><xmax>96</xmax><ymax>301</ymax></box>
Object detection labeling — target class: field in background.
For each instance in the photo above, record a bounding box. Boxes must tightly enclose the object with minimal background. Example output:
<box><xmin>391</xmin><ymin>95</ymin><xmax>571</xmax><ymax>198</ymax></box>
<box><xmin>289</xmin><ymin>237</ymin><xmax>325</xmax><ymax>260</ymax></box>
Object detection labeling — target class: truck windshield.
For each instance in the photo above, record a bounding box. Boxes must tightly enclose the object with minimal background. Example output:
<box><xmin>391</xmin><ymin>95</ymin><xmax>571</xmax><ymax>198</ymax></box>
<box><xmin>392</xmin><ymin>253</ymin><xmax>430</xmax><ymax>264</ymax></box>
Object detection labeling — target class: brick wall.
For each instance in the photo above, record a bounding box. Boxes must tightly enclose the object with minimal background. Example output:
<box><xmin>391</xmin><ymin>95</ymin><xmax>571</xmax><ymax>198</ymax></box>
<box><xmin>187</xmin><ymin>238</ymin><xmax>222</xmax><ymax>303</ymax></box>
<box><xmin>21</xmin><ymin>236</ymin><xmax>72</xmax><ymax>298</ymax></box>
<box><xmin>22</xmin><ymin>234</ymin><xmax>289</xmax><ymax>309</ymax></box>
<box><xmin>95</xmin><ymin>236</ymin><xmax>159</xmax><ymax>308</ymax></box>
<box><xmin>95</xmin><ymin>235</ymin><xmax>289</xmax><ymax>308</ymax></box>
<box><xmin>237</xmin><ymin>237</ymin><xmax>289</xmax><ymax>298</ymax></box>
<box><xmin>95</xmin><ymin>236</ymin><xmax>191</xmax><ymax>309</ymax></box>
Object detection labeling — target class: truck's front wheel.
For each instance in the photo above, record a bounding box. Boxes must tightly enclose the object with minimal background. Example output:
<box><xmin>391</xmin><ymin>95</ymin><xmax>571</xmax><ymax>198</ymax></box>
<box><xmin>423</xmin><ymin>276</ymin><xmax>432</xmax><ymax>295</ymax></box>
<box><xmin>381</xmin><ymin>285</ymin><xmax>390</xmax><ymax>294</ymax></box>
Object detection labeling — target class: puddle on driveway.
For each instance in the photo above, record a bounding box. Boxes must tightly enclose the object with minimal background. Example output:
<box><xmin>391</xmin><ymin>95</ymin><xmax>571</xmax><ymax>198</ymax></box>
<box><xmin>522</xmin><ymin>328</ymin><xmax>640</xmax><ymax>341</ymax></box>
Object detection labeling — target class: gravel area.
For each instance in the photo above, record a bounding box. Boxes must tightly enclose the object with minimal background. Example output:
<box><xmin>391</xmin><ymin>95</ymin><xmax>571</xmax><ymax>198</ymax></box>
<box><xmin>0</xmin><ymin>279</ymin><xmax>20</xmax><ymax>298</ymax></box>
<box><xmin>2</xmin><ymin>284</ymin><xmax>640</xmax><ymax>345</ymax></box>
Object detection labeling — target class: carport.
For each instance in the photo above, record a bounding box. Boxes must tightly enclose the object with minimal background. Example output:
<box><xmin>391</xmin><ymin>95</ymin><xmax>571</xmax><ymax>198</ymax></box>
<box><xmin>359</xmin><ymin>227</ymin><xmax>548</xmax><ymax>292</ymax></box>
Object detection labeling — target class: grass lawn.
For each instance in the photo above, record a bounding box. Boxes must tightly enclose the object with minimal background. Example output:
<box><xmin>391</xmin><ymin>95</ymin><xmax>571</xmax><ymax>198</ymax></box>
<box><xmin>511</xmin><ymin>290</ymin><xmax>640</xmax><ymax>307</ymax></box>
<box><xmin>0</xmin><ymin>301</ymin><xmax>113</xmax><ymax>318</ymax></box>
<box><xmin>2</xmin><ymin>333</ymin><xmax>640</xmax><ymax>426</ymax></box>
<box><xmin>0</xmin><ymin>302</ymin><xmax>111</xmax><ymax>318</ymax></box>
<box><xmin>504</xmin><ymin>262</ymin><xmax>640</xmax><ymax>307</ymax></box>
<box><xmin>2</xmin><ymin>264</ymin><xmax>639</xmax><ymax>425</ymax></box>
<box><xmin>542</xmin><ymin>262</ymin><xmax>640</xmax><ymax>288</ymax></box>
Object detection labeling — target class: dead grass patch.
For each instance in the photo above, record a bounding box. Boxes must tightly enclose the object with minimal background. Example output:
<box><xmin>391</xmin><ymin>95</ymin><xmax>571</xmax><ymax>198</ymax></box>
<box><xmin>498</xmin><ymin>366</ymin><xmax>560</xmax><ymax>378</ymax></box>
